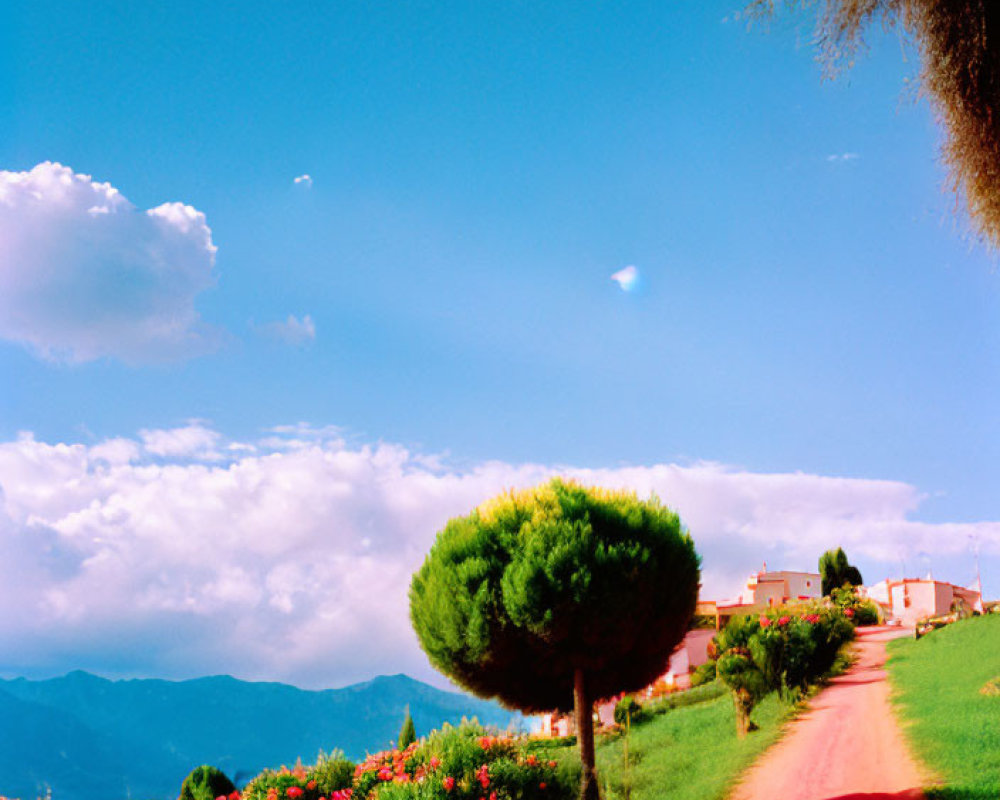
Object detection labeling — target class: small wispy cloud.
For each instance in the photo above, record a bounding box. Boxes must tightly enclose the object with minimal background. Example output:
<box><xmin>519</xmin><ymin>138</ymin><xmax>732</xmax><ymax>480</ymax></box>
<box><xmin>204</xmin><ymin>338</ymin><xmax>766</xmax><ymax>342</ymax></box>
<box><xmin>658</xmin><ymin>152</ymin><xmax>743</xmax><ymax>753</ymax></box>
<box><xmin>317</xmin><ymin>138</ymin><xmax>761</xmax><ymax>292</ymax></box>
<box><xmin>826</xmin><ymin>153</ymin><xmax>860</xmax><ymax>163</ymax></box>
<box><xmin>259</xmin><ymin>314</ymin><xmax>316</xmax><ymax>345</ymax></box>
<box><xmin>610</xmin><ymin>265</ymin><xmax>640</xmax><ymax>292</ymax></box>
<box><xmin>293</xmin><ymin>174</ymin><xmax>313</xmax><ymax>187</ymax></box>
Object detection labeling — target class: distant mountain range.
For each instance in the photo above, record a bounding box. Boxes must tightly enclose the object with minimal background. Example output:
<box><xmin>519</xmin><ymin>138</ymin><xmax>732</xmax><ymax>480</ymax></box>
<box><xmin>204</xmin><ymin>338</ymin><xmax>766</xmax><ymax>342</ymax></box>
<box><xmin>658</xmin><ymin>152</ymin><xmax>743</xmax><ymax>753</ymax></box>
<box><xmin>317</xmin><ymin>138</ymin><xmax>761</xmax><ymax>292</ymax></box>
<box><xmin>0</xmin><ymin>670</ymin><xmax>522</xmax><ymax>800</ymax></box>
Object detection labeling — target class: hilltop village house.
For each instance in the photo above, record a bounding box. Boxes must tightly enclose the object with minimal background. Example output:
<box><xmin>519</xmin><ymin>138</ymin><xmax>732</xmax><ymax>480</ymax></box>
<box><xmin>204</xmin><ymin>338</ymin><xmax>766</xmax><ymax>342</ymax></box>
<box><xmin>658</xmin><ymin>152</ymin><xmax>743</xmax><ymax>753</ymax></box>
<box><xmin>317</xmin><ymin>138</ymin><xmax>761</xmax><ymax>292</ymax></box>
<box><xmin>698</xmin><ymin>565</ymin><xmax>823</xmax><ymax>630</ymax></box>
<box><xmin>861</xmin><ymin>577</ymin><xmax>984</xmax><ymax>624</ymax></box>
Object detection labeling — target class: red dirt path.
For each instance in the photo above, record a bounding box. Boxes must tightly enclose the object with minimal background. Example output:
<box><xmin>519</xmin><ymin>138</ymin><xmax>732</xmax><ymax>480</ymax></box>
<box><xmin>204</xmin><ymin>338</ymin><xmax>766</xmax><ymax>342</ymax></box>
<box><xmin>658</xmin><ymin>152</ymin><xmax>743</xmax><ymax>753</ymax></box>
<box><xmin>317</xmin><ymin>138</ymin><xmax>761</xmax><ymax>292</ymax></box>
<box><xmin>728</xmin><ymin>626</ymin><xmax>930</xmax><ymax>800</ymax></box>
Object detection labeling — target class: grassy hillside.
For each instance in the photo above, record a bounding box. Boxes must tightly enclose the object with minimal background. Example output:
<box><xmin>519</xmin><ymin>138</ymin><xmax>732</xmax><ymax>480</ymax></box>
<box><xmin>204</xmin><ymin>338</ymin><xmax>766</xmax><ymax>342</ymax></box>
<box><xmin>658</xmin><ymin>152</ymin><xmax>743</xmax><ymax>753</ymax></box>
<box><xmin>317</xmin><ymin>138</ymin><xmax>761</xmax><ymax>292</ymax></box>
<box><xmin>541</xmin><ymin>688</ymin><xmax>793</xmax><ymax>800</ymax></box>
<box><xmin>887</xmin><ymin>615</ymin><xmax>1000</xmax><ymax>800</ymax></box>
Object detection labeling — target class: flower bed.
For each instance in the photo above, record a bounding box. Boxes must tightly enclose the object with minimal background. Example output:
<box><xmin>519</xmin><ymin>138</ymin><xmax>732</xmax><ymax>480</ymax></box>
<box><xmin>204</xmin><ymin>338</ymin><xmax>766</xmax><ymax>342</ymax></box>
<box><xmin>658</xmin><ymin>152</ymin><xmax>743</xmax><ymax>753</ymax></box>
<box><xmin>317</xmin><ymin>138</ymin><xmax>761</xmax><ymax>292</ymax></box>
<box><xmin>240</xmin><ymin>721</ymin><xmax>573</xmax><ymax>800</ymax></box>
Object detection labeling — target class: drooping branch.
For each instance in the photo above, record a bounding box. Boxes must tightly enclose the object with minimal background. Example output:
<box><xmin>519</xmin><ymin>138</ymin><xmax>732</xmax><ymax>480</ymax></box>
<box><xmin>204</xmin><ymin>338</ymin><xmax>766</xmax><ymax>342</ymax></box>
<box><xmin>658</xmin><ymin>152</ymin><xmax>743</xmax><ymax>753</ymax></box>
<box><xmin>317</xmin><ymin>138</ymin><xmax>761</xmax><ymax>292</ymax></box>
<box><xmin>752</xmin><ymin>0</ymin><xmax>1000</xmax><ymax>250</ymax></box>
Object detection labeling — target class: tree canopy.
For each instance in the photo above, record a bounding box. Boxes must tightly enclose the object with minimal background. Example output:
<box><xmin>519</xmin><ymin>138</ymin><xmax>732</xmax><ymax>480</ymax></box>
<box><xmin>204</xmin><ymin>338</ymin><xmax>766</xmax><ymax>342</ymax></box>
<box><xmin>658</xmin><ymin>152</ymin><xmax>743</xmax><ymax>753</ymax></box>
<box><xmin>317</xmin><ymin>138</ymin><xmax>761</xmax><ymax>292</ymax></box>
<box><xmin>750</xmin><ymin>0</ymin><xmax>1000</xmax><ymax>249</ymax></box>
<box><xmin>819</xmin><ymin>546</ymin><xmax>863</xmax><ymax>595</ymax></box>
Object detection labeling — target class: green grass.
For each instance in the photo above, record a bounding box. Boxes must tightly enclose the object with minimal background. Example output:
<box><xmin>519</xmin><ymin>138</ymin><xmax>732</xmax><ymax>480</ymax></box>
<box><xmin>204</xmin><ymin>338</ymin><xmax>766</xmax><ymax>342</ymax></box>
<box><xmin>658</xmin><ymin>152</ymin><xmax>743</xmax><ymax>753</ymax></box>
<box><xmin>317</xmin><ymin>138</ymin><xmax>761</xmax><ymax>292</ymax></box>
<box><xmin>542</xmin><ymin>687</ymin><xmax>793</xmax><ymax>800</ymax></box>
<box><xmin>887</xmin><ymin>614</ymin><xmax>1000</xmax><ymax>800</ymax></box>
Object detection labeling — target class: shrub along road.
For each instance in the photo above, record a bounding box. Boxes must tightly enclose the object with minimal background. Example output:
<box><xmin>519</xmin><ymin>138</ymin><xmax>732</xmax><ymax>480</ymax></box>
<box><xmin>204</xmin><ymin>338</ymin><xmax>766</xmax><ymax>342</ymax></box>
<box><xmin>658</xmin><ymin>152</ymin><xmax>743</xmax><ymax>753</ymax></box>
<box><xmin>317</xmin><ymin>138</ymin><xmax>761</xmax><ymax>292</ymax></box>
<box><xmin>729</xmin><ymin>626</ymin><xmax>928</xmax><ymax>800</ymax></box>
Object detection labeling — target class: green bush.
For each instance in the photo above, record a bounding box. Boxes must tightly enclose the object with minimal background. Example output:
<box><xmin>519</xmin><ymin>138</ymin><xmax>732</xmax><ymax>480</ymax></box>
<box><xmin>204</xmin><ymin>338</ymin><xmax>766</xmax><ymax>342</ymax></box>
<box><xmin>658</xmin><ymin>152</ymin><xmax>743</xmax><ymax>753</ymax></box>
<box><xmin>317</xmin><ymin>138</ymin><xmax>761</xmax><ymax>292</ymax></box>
<box><xmin>613</xmin><ymin>696</ymin><xmax>643</xmax><ymax>726</ymax></box>
<box><xmin>830</xmin><ymin>586</ymin><xmax>881</xmax><ymax>626</ymax></box>
<box><xmin>242</xmin><ymin>768</ymin><xmax>316</xmax><ymax>800</ymax></box>
<box><xmin>312</xmin><ymin>750</ymin><xmax>355</xmax><ymax>795</ymax></box>
<box><xmin>644</xmin><ymin>680</ymin><xmax>725</xmax><ymax>715</ymax></box>
<box><xmin>178</xmin><ymin>765</ymin><xmax>237</xmax><ymax>800</ymax></box>
<box><xmin>689</xmin><ymin>660</ymin><xmax>717</xmax><ymax>687</ymax></box>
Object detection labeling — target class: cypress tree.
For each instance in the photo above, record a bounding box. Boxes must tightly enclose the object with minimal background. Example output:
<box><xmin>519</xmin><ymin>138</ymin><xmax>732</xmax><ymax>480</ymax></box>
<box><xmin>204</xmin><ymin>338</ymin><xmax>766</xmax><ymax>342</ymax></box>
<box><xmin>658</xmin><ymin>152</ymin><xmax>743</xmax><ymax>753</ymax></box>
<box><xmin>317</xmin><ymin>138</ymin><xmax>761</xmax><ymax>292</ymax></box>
<box><xmin>398</xmin><ymin>705</ymin><xmax>416</xmax><ymax>750</ymax></box>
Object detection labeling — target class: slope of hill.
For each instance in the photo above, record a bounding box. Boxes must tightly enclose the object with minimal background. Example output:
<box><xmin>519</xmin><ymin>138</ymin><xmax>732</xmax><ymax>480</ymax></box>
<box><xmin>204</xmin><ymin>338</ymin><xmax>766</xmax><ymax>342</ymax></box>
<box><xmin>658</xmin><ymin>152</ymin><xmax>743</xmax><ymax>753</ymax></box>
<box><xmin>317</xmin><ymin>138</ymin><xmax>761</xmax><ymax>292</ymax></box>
<box><xmin>0</xmin><ymin>671</ymin><xmax>521</xmax><ymax>800</ymax></box>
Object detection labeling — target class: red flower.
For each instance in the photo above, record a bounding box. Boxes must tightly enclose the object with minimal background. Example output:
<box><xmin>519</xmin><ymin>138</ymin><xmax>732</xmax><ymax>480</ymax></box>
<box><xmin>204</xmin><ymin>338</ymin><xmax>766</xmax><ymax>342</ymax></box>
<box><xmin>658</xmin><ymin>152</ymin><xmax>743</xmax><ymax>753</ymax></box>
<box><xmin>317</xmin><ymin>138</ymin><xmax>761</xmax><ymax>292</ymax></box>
<box><xmin>443</xmin><ymin>776</ymin><xmax>455</xmax><ymax>791</ymax></box>
<box><xmin>778</xmin><ymin>615</ymin><xmax>791</xmax><ymax>626</ymax></box>
<box><xmin>548</xmin><ymin>760</ymin><xmax>557</xmax><ymax>769</ymax></box>
<box><xmin>539</xmin><ymin>782</ymin><xmax>547</xmax><ymax>790</ymax></box>
<box><xmin>526</xmin><ymin>754</ymin><xmax>538</xmax><ymax>767</ymax></box>
<box><xmin>307</xmin><ymin>782</ymin><xmax>316</xmax><ymax>791</ymax></box>
<box><xmin>844</xmin><ymin>608</ymin><xmax>855</xmax><ymax>618</ymax></box>
<box><xmin>287</xmin><ymin>788</ymin><xmax>304</xmax><ymax>799</ymax></box>
<box><xmin>378</xmin><ymin>767</ymin><xmax>393</xmax><ymax>781</ymax></box>
<box><xmin>430</xmin><ymin>757</ymin><xmax>441</xmax><ymax>769</ymax></box>
<box><xmin>759</xmin><ymin>616</ymin><xmax>771</xmax><ymax>627</ymax></box>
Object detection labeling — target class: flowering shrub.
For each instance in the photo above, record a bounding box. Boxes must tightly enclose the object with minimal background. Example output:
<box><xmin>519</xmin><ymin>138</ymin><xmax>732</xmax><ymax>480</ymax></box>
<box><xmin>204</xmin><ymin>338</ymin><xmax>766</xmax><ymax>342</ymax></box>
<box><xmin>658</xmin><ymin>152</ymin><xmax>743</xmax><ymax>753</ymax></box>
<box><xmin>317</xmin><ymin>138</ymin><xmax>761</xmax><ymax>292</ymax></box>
<box><xmin>830</xmin><ymin>586</ymin><xmax>881</xmax><ymax>626</ymax></box>
<box><xmin>243</xmin><ymin>759</ymin><xmax>352</xmax><ymax>800</ymax></box>
<box><xmin>367</xmin><ymin>722</ymin><xmax>571</xmax><ymax>800</ymax></box>
<box><xmin>715</xmin><ymin>603</ymin><xmax>855</xmax><ymax>734</ymax></box>
<box><xmin>242</xmin><ymin>722</ymin><xmax>572</xmax><ymax>800</ymax></box>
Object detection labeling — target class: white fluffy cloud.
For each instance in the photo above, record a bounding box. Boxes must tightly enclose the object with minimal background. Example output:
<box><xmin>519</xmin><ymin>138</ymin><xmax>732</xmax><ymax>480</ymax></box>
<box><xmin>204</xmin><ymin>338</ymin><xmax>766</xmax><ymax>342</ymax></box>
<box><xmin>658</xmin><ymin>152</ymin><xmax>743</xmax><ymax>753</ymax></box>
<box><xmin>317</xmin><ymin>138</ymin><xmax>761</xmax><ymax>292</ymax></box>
<box><xmin>0</xmin><ymin>426</ymin><xmax>996</xmax><ymax>688</ymax></box>
<box><xmin>0</xmin><ymin>162</ymin><xmax>220</xmax><ymax>363</ymax></box>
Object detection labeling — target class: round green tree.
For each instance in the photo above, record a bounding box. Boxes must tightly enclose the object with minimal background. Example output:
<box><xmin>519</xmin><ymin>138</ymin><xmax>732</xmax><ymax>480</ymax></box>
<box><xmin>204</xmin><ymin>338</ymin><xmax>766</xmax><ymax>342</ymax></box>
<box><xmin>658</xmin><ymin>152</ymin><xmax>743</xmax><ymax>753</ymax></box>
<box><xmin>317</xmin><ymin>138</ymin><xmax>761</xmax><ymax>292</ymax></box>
<box><xmin>409</xmin><ymin>478</ymin><xmax>700</xmax><ymax>800</ymax></box>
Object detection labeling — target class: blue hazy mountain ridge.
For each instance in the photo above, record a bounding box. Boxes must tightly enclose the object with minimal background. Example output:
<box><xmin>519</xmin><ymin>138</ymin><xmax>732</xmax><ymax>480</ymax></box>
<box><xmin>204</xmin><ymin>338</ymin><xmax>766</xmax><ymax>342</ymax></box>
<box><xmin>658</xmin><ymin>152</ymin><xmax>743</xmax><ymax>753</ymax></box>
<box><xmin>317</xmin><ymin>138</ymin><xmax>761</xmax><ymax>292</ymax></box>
<box><xmin>0</xmin><ymin>670</ymin><xmax>521</xmax><ymax>800</ymax></box>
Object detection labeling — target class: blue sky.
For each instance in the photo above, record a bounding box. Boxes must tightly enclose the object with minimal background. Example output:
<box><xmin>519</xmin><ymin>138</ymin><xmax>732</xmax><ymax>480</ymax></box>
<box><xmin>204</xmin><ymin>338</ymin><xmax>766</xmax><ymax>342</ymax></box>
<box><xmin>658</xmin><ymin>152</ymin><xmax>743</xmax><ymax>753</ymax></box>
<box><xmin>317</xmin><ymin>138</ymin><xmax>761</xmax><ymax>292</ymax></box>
<box><xmin>1</xmin><ymin>1</ymin><xmax>997</xmax><ymax>687</ymax></box>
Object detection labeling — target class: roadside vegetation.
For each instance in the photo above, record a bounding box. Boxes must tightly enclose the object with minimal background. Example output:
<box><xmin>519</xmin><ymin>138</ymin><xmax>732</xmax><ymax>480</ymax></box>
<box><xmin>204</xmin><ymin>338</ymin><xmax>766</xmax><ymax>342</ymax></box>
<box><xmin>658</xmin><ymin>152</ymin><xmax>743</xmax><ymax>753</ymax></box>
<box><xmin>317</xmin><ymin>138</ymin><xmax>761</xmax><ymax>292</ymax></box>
<box><xmin>586</xmin><ymin>690</ymin><xmax>791</xmax><ymax>800</ymax></box>
<box><xmin>887</xmin><ymin>614</ymin><xmax>1000</xmax><ymax>800</ymax></box>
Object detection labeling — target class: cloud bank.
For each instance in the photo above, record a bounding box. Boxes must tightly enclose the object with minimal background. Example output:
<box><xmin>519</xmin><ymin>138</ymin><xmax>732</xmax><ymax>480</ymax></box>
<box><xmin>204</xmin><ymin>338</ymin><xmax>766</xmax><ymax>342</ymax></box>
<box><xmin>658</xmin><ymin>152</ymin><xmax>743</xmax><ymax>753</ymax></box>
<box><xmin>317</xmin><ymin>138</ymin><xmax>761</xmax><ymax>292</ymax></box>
<box><xmin>0</xmin><ymin>425</ymin><xmax>996</xmax><ymax>689</ymax></box>
<box><xmin>0</xmin><ymin>162</ymin><xmax>219</xmax><ymax>363</ymax></box>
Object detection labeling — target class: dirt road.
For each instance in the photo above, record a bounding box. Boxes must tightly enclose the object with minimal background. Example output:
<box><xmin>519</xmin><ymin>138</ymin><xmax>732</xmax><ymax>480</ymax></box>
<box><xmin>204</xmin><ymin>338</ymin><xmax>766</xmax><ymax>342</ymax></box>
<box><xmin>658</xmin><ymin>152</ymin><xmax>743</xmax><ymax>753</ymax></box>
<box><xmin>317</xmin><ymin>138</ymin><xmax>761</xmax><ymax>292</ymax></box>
<box><xmin>729</xmin><ymin>626</ymin><xmax>929</xmax><ymax>800</ymax></box>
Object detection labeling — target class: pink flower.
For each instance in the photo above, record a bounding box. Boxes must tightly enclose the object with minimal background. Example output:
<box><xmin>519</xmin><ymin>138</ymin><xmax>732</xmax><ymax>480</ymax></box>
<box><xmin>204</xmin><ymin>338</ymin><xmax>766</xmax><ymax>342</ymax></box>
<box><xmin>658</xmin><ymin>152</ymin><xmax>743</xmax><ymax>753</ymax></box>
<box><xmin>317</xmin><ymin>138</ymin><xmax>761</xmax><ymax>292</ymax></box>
<box><xmin>778</xmin><ymin>615</ymin><xmax>791</xmax><ymax>626</ymax></box>
<box><xmin>443</xmin><ymin>776</ymin><xmax>456</xmax><ymax>791</ymax></box>
<box><xmin>430</xmin><ymin>757</ymin><xmax>441</xmax><ymax>769</ymax></box>
<box><xmin>759</xmin><ymin>616</ymin><xmax>771</xmax><ymax>627</ymax></box>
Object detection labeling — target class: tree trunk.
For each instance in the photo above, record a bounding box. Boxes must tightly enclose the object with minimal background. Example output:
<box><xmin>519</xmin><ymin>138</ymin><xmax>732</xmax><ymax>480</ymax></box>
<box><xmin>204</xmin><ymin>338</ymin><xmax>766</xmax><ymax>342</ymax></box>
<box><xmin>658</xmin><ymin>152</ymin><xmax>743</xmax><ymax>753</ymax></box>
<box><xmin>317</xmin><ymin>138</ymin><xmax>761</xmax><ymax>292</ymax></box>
<box><xmin>574</xmin><ymin>667</ymin><xmax>600</xmax><ymax>800</ymax></box>
<box><xmin>734</xmin><ymin>689</ymin><xmax>751</xmax><ymax>738</ymax></box>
